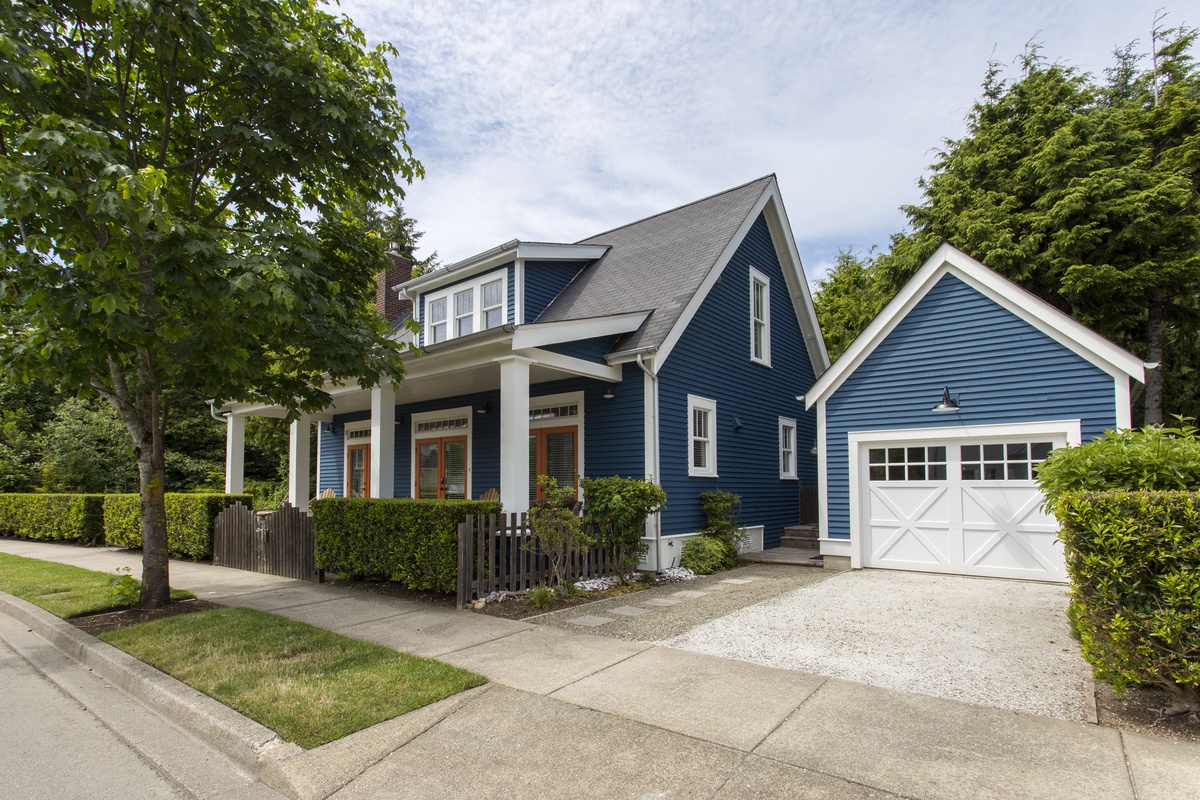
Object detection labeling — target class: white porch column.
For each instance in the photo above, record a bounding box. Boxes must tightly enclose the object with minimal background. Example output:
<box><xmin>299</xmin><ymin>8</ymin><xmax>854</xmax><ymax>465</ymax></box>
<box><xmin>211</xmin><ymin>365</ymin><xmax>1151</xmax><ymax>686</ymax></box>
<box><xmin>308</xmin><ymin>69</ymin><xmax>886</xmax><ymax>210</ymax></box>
<box><xmin>370</xmin><ymin>381</ymin><xmax>396</xmax><ymax>499</ymax></box>
<box><xmin>288</xmin><ymin>414</ymin><xmax>311</xmax><ymax>511</ymax></box>
<box><xmin>224</xmin><ymin>414</ymin><xmax>245</xmax><ymax>495</ymax></box>
<box><xmin>497</xmin><ymin>356</ymin><xmax>533</xmax><ymax>514</ymax></box>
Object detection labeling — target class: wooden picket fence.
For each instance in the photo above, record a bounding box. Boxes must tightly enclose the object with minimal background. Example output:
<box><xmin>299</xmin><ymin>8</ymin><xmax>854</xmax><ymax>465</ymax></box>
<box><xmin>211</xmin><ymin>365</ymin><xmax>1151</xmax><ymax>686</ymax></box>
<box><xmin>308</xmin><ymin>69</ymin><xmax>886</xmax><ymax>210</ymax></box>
<box><xmin>457</xmin><ymin>513</ymin><xmax>613</xmax><ymax>609</ymax></box>
<box><xmin>213</xmin><ymin>501</ymin><xmax>323</xmax><ymax>583</ymax></box>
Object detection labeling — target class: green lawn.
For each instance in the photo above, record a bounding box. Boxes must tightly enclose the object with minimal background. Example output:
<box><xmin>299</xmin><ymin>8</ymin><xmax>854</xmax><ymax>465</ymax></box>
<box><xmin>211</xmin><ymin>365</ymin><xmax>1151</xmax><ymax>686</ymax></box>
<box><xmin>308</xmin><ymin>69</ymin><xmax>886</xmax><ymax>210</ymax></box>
<box><xmin>102</xmin><ymin>607</ymin><xmax>488</xmax><ymax>748</ymax></box>
<box><xmin>0</xmin><ymin>551</ymin><xmax>191</xmax><ymax>617</ymax></box>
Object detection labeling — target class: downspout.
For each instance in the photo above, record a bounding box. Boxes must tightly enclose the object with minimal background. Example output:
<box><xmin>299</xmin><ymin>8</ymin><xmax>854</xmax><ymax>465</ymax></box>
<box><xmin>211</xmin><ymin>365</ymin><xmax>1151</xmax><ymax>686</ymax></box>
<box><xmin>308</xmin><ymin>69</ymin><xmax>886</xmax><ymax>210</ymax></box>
<box><xmin>635</xmin><ymin>353</ymin><xmax>661</xmax><ymax>566</ymax></box>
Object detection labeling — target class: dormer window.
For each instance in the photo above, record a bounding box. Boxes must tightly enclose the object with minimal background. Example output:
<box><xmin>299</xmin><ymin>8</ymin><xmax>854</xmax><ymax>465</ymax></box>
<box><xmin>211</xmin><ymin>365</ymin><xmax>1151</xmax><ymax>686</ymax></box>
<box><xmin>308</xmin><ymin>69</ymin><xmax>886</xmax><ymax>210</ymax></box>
<box><xmin>421</xmin><ymin>271</ymin><xmax>508</xmax><ymax>346</ymax></box>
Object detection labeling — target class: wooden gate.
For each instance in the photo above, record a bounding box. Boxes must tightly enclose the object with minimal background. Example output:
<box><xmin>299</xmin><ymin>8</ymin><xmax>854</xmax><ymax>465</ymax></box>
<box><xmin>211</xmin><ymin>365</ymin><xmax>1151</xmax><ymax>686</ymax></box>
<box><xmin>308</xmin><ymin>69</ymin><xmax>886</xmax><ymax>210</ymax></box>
<box><xmin>213</xmin><ymin>501</ymin><xmax>323</xmax><ymax>582</ymax></box>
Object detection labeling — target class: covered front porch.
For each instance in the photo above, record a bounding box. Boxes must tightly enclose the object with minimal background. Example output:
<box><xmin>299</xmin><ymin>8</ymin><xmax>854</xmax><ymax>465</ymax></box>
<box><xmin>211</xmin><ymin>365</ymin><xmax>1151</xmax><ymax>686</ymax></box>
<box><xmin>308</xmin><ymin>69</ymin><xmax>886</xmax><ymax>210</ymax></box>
<box><xmin>221</xmin><ymin>323</ymin><xmax>648</xmax><ymax>517</ymax></box>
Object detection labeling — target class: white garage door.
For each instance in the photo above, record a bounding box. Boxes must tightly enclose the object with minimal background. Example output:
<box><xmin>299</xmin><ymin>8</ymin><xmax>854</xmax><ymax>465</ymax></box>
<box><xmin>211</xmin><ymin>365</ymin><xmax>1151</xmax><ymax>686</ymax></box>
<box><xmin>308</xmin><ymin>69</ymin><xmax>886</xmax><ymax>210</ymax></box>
<box><xmin>860</xmin><ymin>435</ymin><xmax>1066</xmax><ymax>582</ymax></box>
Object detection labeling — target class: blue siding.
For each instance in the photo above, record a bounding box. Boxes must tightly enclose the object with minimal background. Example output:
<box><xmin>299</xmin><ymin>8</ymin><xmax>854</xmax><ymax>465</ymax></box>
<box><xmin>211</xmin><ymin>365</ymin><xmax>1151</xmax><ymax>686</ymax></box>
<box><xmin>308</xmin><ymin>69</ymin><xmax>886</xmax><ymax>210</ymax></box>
<box><xmin>525</xmin><ymin>261</ymin><xmax>585</xmax><ymax>322</ymax></box>
<box><xmin>824</xmin><ymin>272</ymin><xmax>1119</xmax><ymax>540</ymax></box>
<box><xmin>317</xmin><ymin>368</ymin><xmax>645</xmax><ymax>502</ymax></box>
<box><xmin>317</xmin><ymin>410</ymin><xmax>371</xmax><ymax>497</ymax></box>
<box><xmin>543</xmin><ymin>335</ymin><xmax>619</xmax><ymax>364</ymax></box>
<box><xmin>657</xmin><ymin>213</ymin><xmax>819</xmax><ymax>548</ymax></box>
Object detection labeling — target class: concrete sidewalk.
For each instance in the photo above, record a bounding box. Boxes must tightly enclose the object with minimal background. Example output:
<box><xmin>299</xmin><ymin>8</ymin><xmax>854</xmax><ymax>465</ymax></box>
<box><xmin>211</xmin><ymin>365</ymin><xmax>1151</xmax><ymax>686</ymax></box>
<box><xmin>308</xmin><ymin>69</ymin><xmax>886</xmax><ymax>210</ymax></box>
<box><xmin>2</xmin><ymin>539</ymin><xmax>1198</xmax><ymax>800</ymax></box>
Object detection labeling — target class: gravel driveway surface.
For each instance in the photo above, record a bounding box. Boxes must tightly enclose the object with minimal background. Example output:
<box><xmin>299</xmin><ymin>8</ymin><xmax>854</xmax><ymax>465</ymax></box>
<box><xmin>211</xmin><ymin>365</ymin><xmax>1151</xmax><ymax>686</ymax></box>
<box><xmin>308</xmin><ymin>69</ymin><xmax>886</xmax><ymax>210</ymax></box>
<box><xmin>663</xmin><ymin>569</ymin><xmax>1094</xmax><ymax>722</ymax></box>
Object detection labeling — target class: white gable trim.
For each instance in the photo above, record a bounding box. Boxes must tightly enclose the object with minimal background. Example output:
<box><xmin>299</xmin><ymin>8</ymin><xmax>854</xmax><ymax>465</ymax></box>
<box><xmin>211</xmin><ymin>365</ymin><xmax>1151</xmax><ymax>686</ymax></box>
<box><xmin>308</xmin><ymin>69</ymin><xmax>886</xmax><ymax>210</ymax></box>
<box><xmin>654</xmin><ymin>178</ymin><xmax>830</xmax><ymax>376</ymax></box>
<box><xmin>401</xmin><ymin>242</ymin><xmax>608</xmax><ymax>296</ymax></box>
<box><xmin>805</xmin><ymin>243</ymin><xmax>1145</xmax><ymax>409</ymax></box>
<box><xmin>512</xmin><ymin>311</ymin><xmax>650</xmax><ymax>350</ymax></box>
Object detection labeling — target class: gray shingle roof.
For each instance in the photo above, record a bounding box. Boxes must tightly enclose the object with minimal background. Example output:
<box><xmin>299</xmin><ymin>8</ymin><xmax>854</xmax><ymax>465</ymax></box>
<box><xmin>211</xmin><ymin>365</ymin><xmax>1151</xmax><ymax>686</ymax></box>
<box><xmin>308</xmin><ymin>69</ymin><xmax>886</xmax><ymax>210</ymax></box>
<box><xmin>534</xmin><ymin>175</ymin><xmax>775</xmax><ymax>353</ymax></box>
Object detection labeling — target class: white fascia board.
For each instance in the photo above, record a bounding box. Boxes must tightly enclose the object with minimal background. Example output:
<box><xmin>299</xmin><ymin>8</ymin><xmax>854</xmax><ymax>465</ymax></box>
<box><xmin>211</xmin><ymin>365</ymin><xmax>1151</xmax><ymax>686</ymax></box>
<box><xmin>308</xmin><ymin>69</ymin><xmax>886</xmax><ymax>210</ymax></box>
<box><xmin>761</xmin><ymin>184</ymin><xmax>832</xmax><ymax>376</ymax></box>
<box><xmin>845</xmin><ymin>418</ymin><xmax>1084</xmax><ymax>447</ymax></box>
<box><xmin>511</xmin><ymin>311</ymin><xmax>650</xmax><ymax>350</ymax></box>
<box><xmin>218</xmin><ymin>402</ymin><xmax>289</xmax><ymax>418</ymax></box>
<box><xmin>805</xmin><ymin>243</ymin><xmax>1146</xmax><ymax>410</ymax></box>
<box><xmin>655</xmin><ymin>181</ymin><xmax>774</xmax><ymax>367</ymax></box>
<box><xmin>512</xmin><ymin>348</ymin><xmax>623</xmax><ymax>382</ymax></box>
<box><xmin>400</xmin><ymin>242</ymin><xmax>607</xmax><ymax>296</ymax></box>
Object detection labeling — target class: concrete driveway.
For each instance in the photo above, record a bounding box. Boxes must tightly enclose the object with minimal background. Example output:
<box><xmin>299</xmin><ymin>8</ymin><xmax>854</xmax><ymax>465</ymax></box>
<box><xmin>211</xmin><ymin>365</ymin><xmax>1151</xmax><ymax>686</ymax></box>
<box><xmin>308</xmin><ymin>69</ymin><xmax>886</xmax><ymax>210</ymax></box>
<box><xmin>663</xmin><ymin>568</ymin><xmax>1094</xmax><ymax>722</ymax></box>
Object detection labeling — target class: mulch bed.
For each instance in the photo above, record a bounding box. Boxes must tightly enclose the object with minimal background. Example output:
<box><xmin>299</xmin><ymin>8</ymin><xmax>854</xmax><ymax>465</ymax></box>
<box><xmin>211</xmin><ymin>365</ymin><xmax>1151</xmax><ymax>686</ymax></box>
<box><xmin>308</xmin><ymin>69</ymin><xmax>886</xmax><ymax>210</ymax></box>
<box><xmin>1095</xmin><ymin>682</ymin><xmax>1200</xmax><ymax>743</ymax></box>
<box><xmin>70</xmin><ymin>598</ymin><xmax>224</xmax><ymax>637</ymax></box>
<box><xmin>467</xmin><ymin>582</ymin><xmax>653</xmax><ymax>620</ymax></box>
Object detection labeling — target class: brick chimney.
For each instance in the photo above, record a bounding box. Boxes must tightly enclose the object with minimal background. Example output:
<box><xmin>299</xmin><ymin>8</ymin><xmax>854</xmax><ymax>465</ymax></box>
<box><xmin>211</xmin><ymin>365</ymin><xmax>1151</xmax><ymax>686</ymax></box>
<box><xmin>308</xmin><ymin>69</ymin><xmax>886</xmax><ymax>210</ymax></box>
<box><xmin>375</xmin><ymin>250</ymin><xmax>413</xmax><ymax>325</ymax></box>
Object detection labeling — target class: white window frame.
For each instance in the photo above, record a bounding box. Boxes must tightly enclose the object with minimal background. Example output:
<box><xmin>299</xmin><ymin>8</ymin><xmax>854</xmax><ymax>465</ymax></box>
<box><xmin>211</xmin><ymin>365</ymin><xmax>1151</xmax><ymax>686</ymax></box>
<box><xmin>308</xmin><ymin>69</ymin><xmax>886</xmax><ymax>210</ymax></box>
<box><xmin>482</xmin><ymin>277</ymin><xmax>504</xmax><ymax>330</ymax></box>
<box><xmin>420</xmin><ymin>270</ymin><xmax>508</xmax><ymax>346</ymax></box>
<box><xmin>410</xmin><ymin>406</ymin><xmax>474</xmax><ymax>499</ymax></box>
<box><xmin>779</xmin><ymin>417</ymin><xmax>797</xmax><ymax>480</ymax></box>
<box><xmin>750</xmin><ymin>267</ymin><xmax>771</xmax><ymax>366</ymax></box>
<box><xmin>454</xmin><ymin>288</ymin><xmax>474</xmax><ymax>337</ymax></box>
<box><xmin>687</xmin><ymin>394</ymin><xmax>718</xmax><ymax>478</ymax></box>
<box><xmin>427</xmin><ymin>297</ymin><xmax>447</xmax><ymax>344</ymax></box>
<box><xmin>342</xmin><ymin>420</ymin><xmax>372</xmax><ymax>498</ymax></box>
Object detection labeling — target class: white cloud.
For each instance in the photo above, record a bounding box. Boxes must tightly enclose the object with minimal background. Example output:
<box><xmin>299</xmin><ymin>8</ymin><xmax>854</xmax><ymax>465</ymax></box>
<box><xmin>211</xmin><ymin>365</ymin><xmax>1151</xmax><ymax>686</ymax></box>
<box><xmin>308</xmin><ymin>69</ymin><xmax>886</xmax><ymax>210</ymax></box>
<box><xmin>335</xmin><ymin>0</ymin><xmax>1179</xmax><ymax>280</ymax></box>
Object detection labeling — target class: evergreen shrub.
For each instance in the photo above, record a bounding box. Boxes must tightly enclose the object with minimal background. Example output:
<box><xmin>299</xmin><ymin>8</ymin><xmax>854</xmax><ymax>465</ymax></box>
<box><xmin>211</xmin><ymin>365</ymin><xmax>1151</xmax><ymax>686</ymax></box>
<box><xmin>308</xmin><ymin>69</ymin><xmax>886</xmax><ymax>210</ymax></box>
<box><xmin>103</xmin><ymin>493</ymin><xmax>252</xmax><ymax>559</ymax></box>
<box><xmin>312</xmin><ymin>498</ymin><xmax>502</xmax><ymax>593</ymax></box>
<box><xmin>1056</xmin><ymin>491</ymin><xmax>1200</xmax><ymax>711</ymax></box>
<box><xmin>680</xmin><ymin>534</ymin><xmax>736</xmax><ymax>575</ymax></box>
<box><xmin>0</xmin><ymin>494</ymin><xmax>105</xmax><ymax>543</ymax></box>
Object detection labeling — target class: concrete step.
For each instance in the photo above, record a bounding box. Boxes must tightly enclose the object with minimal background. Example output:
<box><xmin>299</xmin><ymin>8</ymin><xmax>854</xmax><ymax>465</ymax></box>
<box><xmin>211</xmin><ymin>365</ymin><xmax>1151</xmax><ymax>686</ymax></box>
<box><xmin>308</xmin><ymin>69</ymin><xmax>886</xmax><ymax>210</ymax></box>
<box><xmin>780</xmin><ymin>525</ymin><xmax>819</xmax><ymax>549</ymax></box>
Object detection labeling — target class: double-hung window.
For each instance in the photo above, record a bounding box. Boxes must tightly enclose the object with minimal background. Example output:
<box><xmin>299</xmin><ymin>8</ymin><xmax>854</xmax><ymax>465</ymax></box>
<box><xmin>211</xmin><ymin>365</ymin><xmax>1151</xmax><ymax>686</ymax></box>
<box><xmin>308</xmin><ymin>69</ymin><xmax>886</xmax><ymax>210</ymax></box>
<box><xmin>454</xmin><ymin>289</ymin><xmax>474</xmax><ymax>337</ymax></box>
<box><xmin>482</xmin><ymin>279</ymin><xmax>504</xmax><ymax>330</ymax></box>
<box><xmin>688</xmin><ymin>395</ymin><xmax>717</xmax><ymax>477</ymax></box>
<box><xmin>779</xmin><ymin>417</ymin><xmax>797</xmax><ymax>479</ymax></box>
<box><xmin>428</xmin><ymin>298</ymin><xmax>447</xmax><ymax>344</ymax></box>
<box><xmin>750</xmin><ymin>268</ymin><xmax>770</xmax><ymax>366</ymax></box>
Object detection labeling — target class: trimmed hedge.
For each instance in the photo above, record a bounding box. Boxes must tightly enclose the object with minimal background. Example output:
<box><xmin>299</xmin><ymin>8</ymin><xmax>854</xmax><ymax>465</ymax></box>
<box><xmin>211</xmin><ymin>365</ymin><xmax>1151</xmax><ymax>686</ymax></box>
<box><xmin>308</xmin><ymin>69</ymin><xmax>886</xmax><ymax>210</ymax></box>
<box><xmin>313</xmin><ymin>498</ymin><xmax>502</xmax><ymax>593</ymax></box>
<box><xmin>103</xmin><ymin>493</ymin><xmax>253</xmax><ymax>560</ymax></box>
<box><xmin>1057</xmin><ymin>491</ymin><xmax>1200</xmax><ymax>708</ymax></box>
<box><xmin>680</xmin><ymin>534</ymin><xmax>737</xmax><ymax>575</ymax></box>
<box><xmin>0</xmin><ymin>494</ymin><xmax>106</xmax><ymax>543</ymax></box>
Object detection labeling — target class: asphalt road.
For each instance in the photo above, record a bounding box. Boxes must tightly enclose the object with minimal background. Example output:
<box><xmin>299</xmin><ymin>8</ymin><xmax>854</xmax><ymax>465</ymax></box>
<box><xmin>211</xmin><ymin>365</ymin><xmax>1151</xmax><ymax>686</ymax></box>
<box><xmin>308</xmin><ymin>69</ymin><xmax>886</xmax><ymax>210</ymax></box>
<box><xmin>0</xmin><ymin>639</ymin><xmax>185</xmax><ymax>800</ymax></box>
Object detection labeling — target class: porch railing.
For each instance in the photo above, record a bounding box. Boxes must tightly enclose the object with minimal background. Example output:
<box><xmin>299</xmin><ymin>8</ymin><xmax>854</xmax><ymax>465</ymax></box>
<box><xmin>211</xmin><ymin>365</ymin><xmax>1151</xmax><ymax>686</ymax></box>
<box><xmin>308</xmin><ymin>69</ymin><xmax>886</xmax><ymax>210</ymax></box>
<box><xmin>456</xmin><ymin>512</ymin><xmax>613</xmax><ymax>609</ymax></box>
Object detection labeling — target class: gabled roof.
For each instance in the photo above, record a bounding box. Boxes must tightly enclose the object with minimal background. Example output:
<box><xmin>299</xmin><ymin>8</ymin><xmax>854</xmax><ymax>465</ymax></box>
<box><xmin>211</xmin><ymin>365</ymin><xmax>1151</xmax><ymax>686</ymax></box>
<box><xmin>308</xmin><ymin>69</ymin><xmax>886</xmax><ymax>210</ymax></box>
<box><xmin>805</xmin><ymin>243</ymin><xmax>1146</xmax><ymax>409</ymax></box>
<box><xmin>534</xmin><ymin>176</ymin><xmax>829</xmax><ymax>373</ymax></box>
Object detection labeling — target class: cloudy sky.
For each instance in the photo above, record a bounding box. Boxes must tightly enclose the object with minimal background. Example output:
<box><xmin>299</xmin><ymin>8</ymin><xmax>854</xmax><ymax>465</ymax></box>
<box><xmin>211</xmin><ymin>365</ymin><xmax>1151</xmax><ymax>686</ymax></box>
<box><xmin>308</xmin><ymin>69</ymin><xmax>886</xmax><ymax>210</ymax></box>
<box><xmin>336</xmin><ymin>0</ymin><xmax>1179</xmax><ymax>284</ymax></box>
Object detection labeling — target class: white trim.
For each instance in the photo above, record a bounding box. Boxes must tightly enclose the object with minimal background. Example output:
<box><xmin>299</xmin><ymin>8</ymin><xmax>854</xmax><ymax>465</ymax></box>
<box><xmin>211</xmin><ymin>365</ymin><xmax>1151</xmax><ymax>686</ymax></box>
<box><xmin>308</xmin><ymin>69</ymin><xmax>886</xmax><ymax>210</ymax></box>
<box><xmin>528</xmin><ymin>389</ymin><xmax>586</xmax><ymax>491</ymax></box>
<box><xmin>844</xmin><ymin>419</ymin><xmax>1082</xmax><ymax>571</ymax></box>
<box><xmin>816</xmin><ymin>400</ymin><xmax>829</xmax><ymax>559</ymax></box>
<box><xmin>400</xmin><ymin>241</ymin><xmax>607</xmax><ymax>296</ymax></box>
<box><xmin>511</xmin><ymin>311</ymin><xmax>650</xmax><ymax>350</ymax></box>
<box><xmin>687</xmin><ymin>394</ymin><xmax>718</xmax><ymax>478</ymax></box>
<box><xmin>511</xmin><ymin>349</ymin><xmax>622</xmax><ymax>382</ymax></box>
<box><xmin>409</xmin><ymin>406</ymin><xmax>474</xmax><ymax>499</ymax></box>
<box><xmin>1114</xmin><ymin>376</ymin><xmax>1132</xmax><ymax>430</ymax></box>
<box><xmin>421</xmin><ymin>271</ymin><xmax>508</xmax><ymax>347</ymax></box>
<box><xmin>806</xmin><ymin>243</ymin><xmax>1145</xmax><ymax>410</ymax></box>
<box><xmin>779</xmin><ymin>416</ymin><xmax>797</xmax><ymax>480</ymax></box>
<box><xmin>514</xmin><ymin>258</ymin><xmax>525</xmax><ymax>326</ymax></box>
<box><xmin>750</xmin><ymin>267</ymin><xmax>771</xmax><ymax>367</ymax></box>
<box><xmin>652</xmin><ymin>178</ymin><xmax>829</xmax><ymax>376</ymax></box>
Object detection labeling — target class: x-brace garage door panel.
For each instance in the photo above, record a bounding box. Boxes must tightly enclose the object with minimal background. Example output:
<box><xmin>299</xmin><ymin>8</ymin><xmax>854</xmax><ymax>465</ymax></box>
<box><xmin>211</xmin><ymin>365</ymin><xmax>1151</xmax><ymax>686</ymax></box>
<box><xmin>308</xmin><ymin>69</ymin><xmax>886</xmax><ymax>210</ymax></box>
<box><xmin>861</xmin><ymin>434</ymin><xmax>1066</xmax><ymax>582</ymax></box>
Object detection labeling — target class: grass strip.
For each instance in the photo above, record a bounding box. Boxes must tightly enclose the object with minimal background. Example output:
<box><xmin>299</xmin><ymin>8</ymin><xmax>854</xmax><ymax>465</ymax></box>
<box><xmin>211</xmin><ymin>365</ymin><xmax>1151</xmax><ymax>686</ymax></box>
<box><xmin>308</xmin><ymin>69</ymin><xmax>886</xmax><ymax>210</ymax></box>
<box><xmin>101</xmin><ymin>607</ymin><xmax>488</xmax><ymax>748</ymax></box>
<box><xmin>0</xmin><ymin>551</ymin><xmax>191</xmax><ymax>618</ymax></box>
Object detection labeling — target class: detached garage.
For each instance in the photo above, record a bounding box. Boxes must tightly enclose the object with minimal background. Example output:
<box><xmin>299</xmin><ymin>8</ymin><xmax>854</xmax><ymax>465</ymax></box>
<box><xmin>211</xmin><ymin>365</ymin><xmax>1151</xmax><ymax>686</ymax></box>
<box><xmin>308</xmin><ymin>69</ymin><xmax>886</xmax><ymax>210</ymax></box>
<box><xmin>805</xmin><ymin>243</ymin><xmax>1145</xmax><ymax>582</ymax></box>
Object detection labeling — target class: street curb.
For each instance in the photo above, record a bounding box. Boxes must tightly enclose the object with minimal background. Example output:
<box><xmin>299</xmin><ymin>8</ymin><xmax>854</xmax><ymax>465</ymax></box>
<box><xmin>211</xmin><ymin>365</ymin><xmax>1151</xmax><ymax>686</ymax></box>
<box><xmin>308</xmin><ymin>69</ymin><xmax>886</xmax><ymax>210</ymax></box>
<box><xmin>0</xmin><ymin>593</ymin><xmax>303</xmax><ymax>791</ymax></box>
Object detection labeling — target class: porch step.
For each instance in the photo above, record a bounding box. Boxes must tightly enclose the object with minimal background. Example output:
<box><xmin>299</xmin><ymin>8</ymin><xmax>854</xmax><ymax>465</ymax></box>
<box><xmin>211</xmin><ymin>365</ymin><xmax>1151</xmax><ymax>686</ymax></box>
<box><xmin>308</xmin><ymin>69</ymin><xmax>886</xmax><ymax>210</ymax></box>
<box><xmin>780</xmin><ymin>524</ymin><xmax>819</xmax><ymax>549</ymax></box>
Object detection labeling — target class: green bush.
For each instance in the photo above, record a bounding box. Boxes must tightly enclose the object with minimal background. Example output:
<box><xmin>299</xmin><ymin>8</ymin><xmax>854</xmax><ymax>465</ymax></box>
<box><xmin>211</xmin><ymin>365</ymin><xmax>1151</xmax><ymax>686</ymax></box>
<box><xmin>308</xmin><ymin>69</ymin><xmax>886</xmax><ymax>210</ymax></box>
<box><xmin>1037</xmin><ymin>418</ymin><xmax>1200</xmax><ymax>514</ymax></box>
<box><xmin>1056</xmin><ymin>491</ymin><xmax>1200</xmax><ymax>711</ymax></box>
<box><xmin>680</xmin><ymin>534</ymin><xmax>737</xmax><ymax>575</ymax></box>
<box><xmin>0</xmin><ymin>494</ymin><xmax>105</xmax><ymax>543</ymax></box>
<box><xmin>103</xmin><ymin>493</ymin><xmax>252</xmax><ymax>559</ymax></box>
<box><xmin>581</xmin><ymin>475</ymin><xmax>666</xmax><ymax>580</ymax></box>
<box><xmin>312</xmin><ymin>498</ymin><xmax>502</xmax><ymax>593</ymax></box>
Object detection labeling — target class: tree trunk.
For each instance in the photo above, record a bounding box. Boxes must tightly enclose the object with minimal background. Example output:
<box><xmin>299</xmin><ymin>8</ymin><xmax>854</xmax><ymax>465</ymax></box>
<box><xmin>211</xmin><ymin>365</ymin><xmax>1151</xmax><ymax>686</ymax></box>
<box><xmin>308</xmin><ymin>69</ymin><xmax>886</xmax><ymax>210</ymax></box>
<box><xmin>1145</xmin><ymin>288</ymin><xmax>1165</xmax><ymax>426</ymax></box>
<box><xmin>136</xmin><ymin>427</ymin><xmax>171</xmax><ymax>608</ymax></box>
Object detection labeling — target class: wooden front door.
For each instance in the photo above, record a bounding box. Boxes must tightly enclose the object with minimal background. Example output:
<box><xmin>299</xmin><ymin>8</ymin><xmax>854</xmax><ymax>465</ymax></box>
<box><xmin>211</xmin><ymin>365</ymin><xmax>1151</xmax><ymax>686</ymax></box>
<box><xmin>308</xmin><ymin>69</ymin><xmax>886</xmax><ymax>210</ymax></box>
<box><xmin>529</xmin><ymin>426</ymin><xmax>578</xmax><ymax>501</ymax></box>
<box><xmin>417</xmin><ymin>436</ymin><xmax>468</xmax><ymax>499</ymax></box>
<box><xmin>347</xmin><ymin>443</ymin><xmax>371</xmax><ymax>498</ymax></box>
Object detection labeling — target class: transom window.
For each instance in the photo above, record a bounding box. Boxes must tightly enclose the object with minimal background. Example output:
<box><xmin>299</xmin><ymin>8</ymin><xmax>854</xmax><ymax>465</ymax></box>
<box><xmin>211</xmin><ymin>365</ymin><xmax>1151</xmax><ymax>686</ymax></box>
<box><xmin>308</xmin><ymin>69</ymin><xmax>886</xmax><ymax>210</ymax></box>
<box><xmin>961</xmin><ymin>442</ymin><xmax>1053</xmax><ymax>481</ymax></box>
<box><xmin>345</xmin><ymin>428</ymin><xmax>371</xmax><ymax>440</ymax></box>
<box><xmin>868</xmin><ymin>446</ymin><xmax>948</xmax><ymax>481</ymax></box>
<box><xmin>750</xmin><ymin>267</ymin><xmax>770</xmax><ymax>366</ymax></box>
<box><xmin>415</xmin><ymin>417</ymin><xmax>469</xmax><ymax>433</ymax></box>
<box><xmin>421</xmin><ymin>271</ymin><xmax>508</xmax><ymax>346</ymax></box>
<box><xmin>530</xmin><ymin>404</ymin><xmax>578</xmax><ymax>421</ymax></box>
<box><xmin>688</xmin><ymin>395</ymin><xmax>717</xmax><ymax>477</ymax></box>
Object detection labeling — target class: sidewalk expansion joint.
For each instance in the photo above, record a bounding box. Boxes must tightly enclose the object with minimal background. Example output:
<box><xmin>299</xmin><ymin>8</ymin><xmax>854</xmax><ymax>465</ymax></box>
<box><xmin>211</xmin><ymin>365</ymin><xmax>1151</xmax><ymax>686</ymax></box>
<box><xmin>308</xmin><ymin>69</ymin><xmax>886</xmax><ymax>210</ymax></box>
<box><xmin>747</xmin><ymin>675</ymin><xmax>830</xmax><ymax>753</ymax></box>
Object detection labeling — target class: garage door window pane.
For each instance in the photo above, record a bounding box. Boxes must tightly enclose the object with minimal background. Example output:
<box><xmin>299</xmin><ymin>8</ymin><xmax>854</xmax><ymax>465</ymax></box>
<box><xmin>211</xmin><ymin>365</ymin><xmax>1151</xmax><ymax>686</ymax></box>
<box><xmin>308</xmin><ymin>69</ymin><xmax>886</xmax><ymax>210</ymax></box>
<box><xmin>888</xmin><ymin>447</ymin><xmax>904</xmax><ymax>462</ymax></box>
<box><xmin>908</xmin><ymin>464</ymin><xmax>926</xmax><ymax>480</ymax></box>
<box><xmin>928</xmin><ymin>446</ymin><xmax>946</xmax><ymax>463</ymax></box>
<box><xmin>962</xmin><ymin>440</ymin><xmax>1055</xmax><ymax>481</ymax></box>
<box><xmin>869</xmin><ymin>465</ymin><xmax>886</xmax><ymax>480</ymax></box>
<box><xmin>1008</xmin><ymin>463</ymin><xmax>1029</xmax><ymax>480</ymax></box>
<box><xmin>1031</xmin><ymin>442</ymin><xmax>1053</xmax><ymax>460</ymax></box>
<box><xmin>983</xmin><ymin>444</ymin><xmax>1004</xmax><ymax>461</ymax></box>
<box><xmin>1007</xmin><ymin>443</ymin><xmax>1028</xmax><ymax>460</ymax></box>
<box><xmin>929</xmin><ymin>464</ymin><xmax>947</xmax><ymax>480</ymax></box>
<box><xmin>888</xmin><ymin>465</ymin><xmax>905</xmax><ymax>480</ymax></box>
<box><xmin>961</xmin><ymin>444</ymin><xmax>980</xmax><ymax>461</ymax></box>
<box><xmin>869</xmin><ymin>444</ymin><xmax>947</xmax><ymax>482</ymax></box>
<box><xmin>962</xmin><ymin>463</ymin><xmax>981</xmax><ymax>480</ymax></box>
<box><xmin>869</xmin><ymin>448</ymin><xmax>885</xmax><ymax>464</ymax></box>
